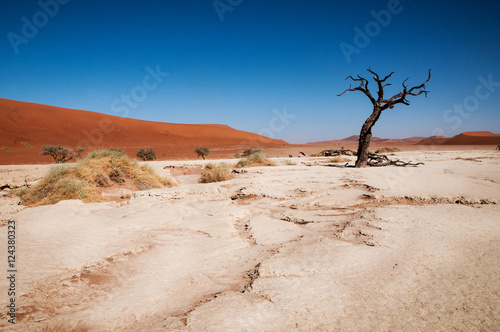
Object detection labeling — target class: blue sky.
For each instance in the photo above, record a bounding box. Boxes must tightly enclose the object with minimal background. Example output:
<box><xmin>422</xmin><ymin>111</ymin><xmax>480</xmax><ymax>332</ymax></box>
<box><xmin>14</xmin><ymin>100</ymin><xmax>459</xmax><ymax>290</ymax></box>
<box><xmin>1</xmin><ymin>0</ymin><xmax>499</xmax><ymax>143</ymax></box>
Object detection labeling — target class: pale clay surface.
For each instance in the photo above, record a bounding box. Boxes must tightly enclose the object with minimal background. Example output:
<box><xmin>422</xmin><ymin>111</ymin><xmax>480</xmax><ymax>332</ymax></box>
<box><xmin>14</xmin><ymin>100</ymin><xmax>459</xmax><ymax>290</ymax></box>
<box><xmin>0</xmin><ymin>150</ymin><xmax>499</xmax><ymax>331</ymax></box>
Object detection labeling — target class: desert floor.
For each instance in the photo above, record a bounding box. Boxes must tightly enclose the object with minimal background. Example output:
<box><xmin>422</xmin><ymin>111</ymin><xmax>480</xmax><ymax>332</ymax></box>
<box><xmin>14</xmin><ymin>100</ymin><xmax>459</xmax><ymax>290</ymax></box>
<box><xmin>0</xmin><ymin>150</ymin><xmax>499</xmax><ymax>331</ymax></box>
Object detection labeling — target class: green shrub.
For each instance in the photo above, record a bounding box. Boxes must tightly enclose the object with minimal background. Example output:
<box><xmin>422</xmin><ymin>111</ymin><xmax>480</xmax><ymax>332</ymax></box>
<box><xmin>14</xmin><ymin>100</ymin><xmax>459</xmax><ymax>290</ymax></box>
<box><xmin>40</xmin><ymin>145</ymin><xmax>76</xmax><ymax>163</ymax></box>
<box><xmin>1</xmin><ymin>146</ymin><xmax>13</xmax><ymax>152</ymax></box>
<box><xmin>136</xmin><ymin>148</ymin><xmax>157</xmax><ymax>161</ymax></box>
<box><xmin>242</xmin><ymin>149</ymin><xmax>261</xmax><ymax>157</ymax></box>
<box><xmin>235</xmin><ymin>151</ymin><xmax>276</xmax><ymax>168</ymax></box>
<box><xmin>194</xmin><ymin>147</ymin><xmax>210</xmax><ymax>160</ymax></box>
<box><xmin>21</xmin><ymin>142</ymin><xmax>32</xmax><ymax>148</ymax></box>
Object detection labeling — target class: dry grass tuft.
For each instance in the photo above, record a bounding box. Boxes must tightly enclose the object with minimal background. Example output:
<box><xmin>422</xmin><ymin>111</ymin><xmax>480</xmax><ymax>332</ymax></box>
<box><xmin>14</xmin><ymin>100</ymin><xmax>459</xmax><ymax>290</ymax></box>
<box><xmin>235</xmin><ymin>151</ymin><xmax>276</xmax><ymax>168</ymax></box>
<box><xmin>16</xmin><ymin>149</ymin><xmax>174</xmax><ymax>206</ymax></box>
<box><xmin>199</xmin><ymin>163</ymin><xmax>233</xmax><ymax>183</ymax></box>
<box><xmin>375</xmin><ymin>147</ymin><xmax>401</xmax><ymax>154</ymax></box>
<box><xmin>329</xmin><ymin>156</ymin><xmax>351</xmax><ymax>163</ymax></box>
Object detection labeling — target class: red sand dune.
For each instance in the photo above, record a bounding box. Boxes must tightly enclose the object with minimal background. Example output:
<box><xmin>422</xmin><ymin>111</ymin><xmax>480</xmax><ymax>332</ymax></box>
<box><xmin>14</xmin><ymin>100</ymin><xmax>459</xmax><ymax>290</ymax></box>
<box><xmin>308</xmin><ymin>136</ymin><xmax>425</xmax><ymax>146</ymax></box>
<box><xmin>441</xmin><ymin>131</ymin><xmax>500</xmax><ymax>145</ymax></box>
<box><xmin>0</xmin><ymin>99</ymin><xmax>288</xmax><ymax>164</ymax></box>
<box><xmin>416</xmin><ymin>136</ymin><xmax>450</xmax><ymax>145</ymax></box>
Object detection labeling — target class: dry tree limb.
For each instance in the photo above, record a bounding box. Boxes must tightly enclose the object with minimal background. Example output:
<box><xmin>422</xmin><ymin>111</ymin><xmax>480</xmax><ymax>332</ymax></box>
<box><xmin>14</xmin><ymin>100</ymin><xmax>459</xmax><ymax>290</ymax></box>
<box><xmin>367</xmin><ymin>153</ymin><xmax>424</xmax><ymax>167</ymax></box>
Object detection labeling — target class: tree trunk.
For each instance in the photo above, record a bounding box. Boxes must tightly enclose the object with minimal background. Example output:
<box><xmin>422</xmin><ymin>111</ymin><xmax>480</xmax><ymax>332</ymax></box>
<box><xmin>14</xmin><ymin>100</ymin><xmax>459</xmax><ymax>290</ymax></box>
<box><xmin>355</xmin><ymin>107</ymin><xmax>382</xmax><ymax>168</ymax></box>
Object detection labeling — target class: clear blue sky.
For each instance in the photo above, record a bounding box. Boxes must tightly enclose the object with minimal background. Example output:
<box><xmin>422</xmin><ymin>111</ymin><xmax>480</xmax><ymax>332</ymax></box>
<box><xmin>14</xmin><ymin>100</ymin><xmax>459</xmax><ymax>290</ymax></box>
<box><xmin>1</xmin><ymin>0</ymin><xmax>499</xmax><ymax>143</ymax></box>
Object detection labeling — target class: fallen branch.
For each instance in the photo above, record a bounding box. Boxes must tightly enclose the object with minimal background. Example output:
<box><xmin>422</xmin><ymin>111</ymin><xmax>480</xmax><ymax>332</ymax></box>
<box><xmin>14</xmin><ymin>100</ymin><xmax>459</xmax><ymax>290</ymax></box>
<box><xmin>367</xmin><ymin>154</ymin><xmax>424</xmax><ymax>167</ymax></box>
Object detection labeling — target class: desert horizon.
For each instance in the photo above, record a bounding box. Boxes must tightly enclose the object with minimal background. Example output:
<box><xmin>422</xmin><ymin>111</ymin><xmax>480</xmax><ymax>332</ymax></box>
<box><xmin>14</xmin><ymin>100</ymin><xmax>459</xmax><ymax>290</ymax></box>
<box><xmin>1</xmin><ymin>98</ymin><xmax>499</xmax><ymax>165</ymax></box>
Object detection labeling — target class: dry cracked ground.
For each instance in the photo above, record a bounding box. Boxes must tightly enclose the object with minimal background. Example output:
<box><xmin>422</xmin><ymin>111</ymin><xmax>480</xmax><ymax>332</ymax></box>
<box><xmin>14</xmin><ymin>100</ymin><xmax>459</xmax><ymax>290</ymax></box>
<box><xmin>0</xmin><ymin>150</ymin><xmax>499</xmax><ymax>331</ymax></box>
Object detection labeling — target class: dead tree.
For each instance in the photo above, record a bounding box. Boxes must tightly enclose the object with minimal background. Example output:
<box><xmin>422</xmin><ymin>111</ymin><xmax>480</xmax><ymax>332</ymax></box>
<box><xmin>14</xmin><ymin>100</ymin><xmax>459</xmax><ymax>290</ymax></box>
<box><xmin>338</xmin><ymin>67</ymin><xmax>431</xmax><ymax>167</ymax></box>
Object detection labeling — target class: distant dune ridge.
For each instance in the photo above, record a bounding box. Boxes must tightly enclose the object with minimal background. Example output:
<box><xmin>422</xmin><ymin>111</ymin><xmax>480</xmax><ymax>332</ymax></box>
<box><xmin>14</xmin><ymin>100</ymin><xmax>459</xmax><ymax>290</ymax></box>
<box><xmin>1</xmin><ymin>98</ymin><xmax>499</xmax><ymax>165</ymax></box>
<box><xmin>0</xmin><ymin>98</ymin><xmax>287</xmax><ymax>164</ymax></box>
<box><xmin>307</xmin><ymin>132</ymin><xmax>500</xmax><ymax>146</ymax></box>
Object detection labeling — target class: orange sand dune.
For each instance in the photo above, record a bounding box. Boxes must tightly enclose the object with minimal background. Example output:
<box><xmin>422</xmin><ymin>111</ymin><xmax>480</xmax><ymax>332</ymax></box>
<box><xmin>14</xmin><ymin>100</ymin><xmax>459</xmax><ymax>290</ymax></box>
<box><xmin>441</xmin><ymin>131</ymin><xmax>500</xmax><ymax>145</ymax></box>
<box><xmin>416</xmin><ymin>136</ymin><xmax>450</xmax><ymax>145</ymax></box>
<box><xmin>308</xmin><ymin>135</ymin><xmax>425</xmax><ymax>146</ymax></box>
<box><xmin>0</xmin><ymin>99</ymin><xmax>288</xmax><ymax>164</ymax></box>
<box><xmin>460</xmin><ymin>131</ymin><xmax>499</xmax><ymax>137</ymax></box>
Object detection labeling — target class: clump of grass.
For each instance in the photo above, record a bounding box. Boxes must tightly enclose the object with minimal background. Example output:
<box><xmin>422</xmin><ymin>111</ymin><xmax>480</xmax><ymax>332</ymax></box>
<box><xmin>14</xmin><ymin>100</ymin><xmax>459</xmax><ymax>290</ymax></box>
<box><xmin>16</xmin><ymin>148</ymin><xmax>174</xmax><ymax>207</ymax></box>
<box><xmin>375</xmin><ymin>147</ymin><xmax>401</xmax><ymax>154</ymax></box>
<box><xmin>21</xmin><ymin>141</ymin><xmax>32</xmax><ymax>148</ymax></box>
<box><xmin>199</xmin><ymin>163</ymin><xmax>233</xmax><ymax>183</ymax></box>
<box><xmin>242</xmin><ymin>149</ymin><xmax>261</xmax><ymax>157</ymax></box>
<box><xmin>284</xmin><ymin>160</ymin><xmax>296</xmax><ymax>166</ymax></box>
<box><xmin>235</xmin><ymin>151</ymin><xmax>276</xmax><ymax>168</ymax></box>
<box><xmin>86</xmin><ymin>148</ymin><xmax>127</xmax><ymax>159</ymax></box>
<box><xmin>15</xmin><ymin>166</ymin><xmax>103</xmax><ymax>206</ymax></box>
<box><xmin>329</xmin><ymin>156</ymin><xmax>351</xmax><ymax>163</ymax></box>
<box><xmin>1</xmin><ymin>146</ymin><xmax>13</xmax><ymax>152</ymax></box>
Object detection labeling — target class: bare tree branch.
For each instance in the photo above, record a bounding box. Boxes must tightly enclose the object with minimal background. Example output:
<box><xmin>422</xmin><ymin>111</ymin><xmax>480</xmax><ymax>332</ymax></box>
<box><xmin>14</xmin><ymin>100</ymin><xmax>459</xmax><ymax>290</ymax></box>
<box><xmin>337</xmin><ymin>74</ymin><xmax>376</xmax><ymax>104</ymax></box>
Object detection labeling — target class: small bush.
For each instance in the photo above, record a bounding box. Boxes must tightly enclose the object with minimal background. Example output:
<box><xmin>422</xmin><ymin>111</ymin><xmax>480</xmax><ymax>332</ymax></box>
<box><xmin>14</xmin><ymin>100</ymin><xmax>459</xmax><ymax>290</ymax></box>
<box><xmin>136</xmin><ymin>148</ymin><xmax>157</xmax><ymax>161</ymax></box>
<box><xmin>242</xmin><ymin>149</ymin><xmax>261</xmax><ymax>157</ymax></box>
<box><xmin>329</xmin><ymin>156</ymin><xmax>351</xmax><ymax>163</ymax></box>
<box><xmin>194</xmin><ymin>147</ymin><xmax>210</xmax><ymax>160</ymax></box>
<box><xmin>235</xmin><ymin>151</ymin><xmax>276</xmax><ymax>168</ymax></box>
<box><xmin>375</xmin><ymin>147</ymin><xmax>401</xmax><ymax>154</ymax></box>
<box><xmin>40</xmin><ymin>145</ymin><xmax>75</xmax><ymax>163</ymax></box>
<box><xmin>1</xmin><ymin>146</ymin><xmax>13</xmax><ymax>152</ymax></box>
<box><xmin>285</xmin><ymin>160</ymin><xmax>296</xmax><ymax>166</ymax></box>
<box><xmin>199</xmin><ymin>163</ymin><xmax>233</xmax><ymax>183</ymax></box>
<box><xmin>21</xmin><ymin>142</ymin><xmax>32</xmax><ymax>148</ymax></box>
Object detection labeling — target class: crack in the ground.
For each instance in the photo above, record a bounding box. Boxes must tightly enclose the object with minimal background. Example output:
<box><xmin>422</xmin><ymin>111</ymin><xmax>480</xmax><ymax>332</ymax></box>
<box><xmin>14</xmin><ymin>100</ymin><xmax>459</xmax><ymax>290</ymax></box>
<box><xmin>241</xmin><ymin>263</ymin><xmax>261</xmax><ymax>293</ymax></box>
<box><xmin>234</xmin><ymin>218</ymin><xmax>257</xmax><ymax>246</ymax></box>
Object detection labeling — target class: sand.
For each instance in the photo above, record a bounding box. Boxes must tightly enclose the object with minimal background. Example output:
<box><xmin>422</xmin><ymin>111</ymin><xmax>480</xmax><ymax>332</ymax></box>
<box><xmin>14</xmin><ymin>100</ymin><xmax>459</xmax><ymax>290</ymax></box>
<box><xmin>0</xmin><ymin>150</ymin><xmax>499</xmax><ymax>331</ymax></box>
<box><xmin>0</xmin><ymin>98</ymin><xmax>287</xmax><ymax>164</ymax></box>
<box><xmin>2</xmin><ymin>98</ymin><xmax>499</xmax><ymax>166</ymax></box>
